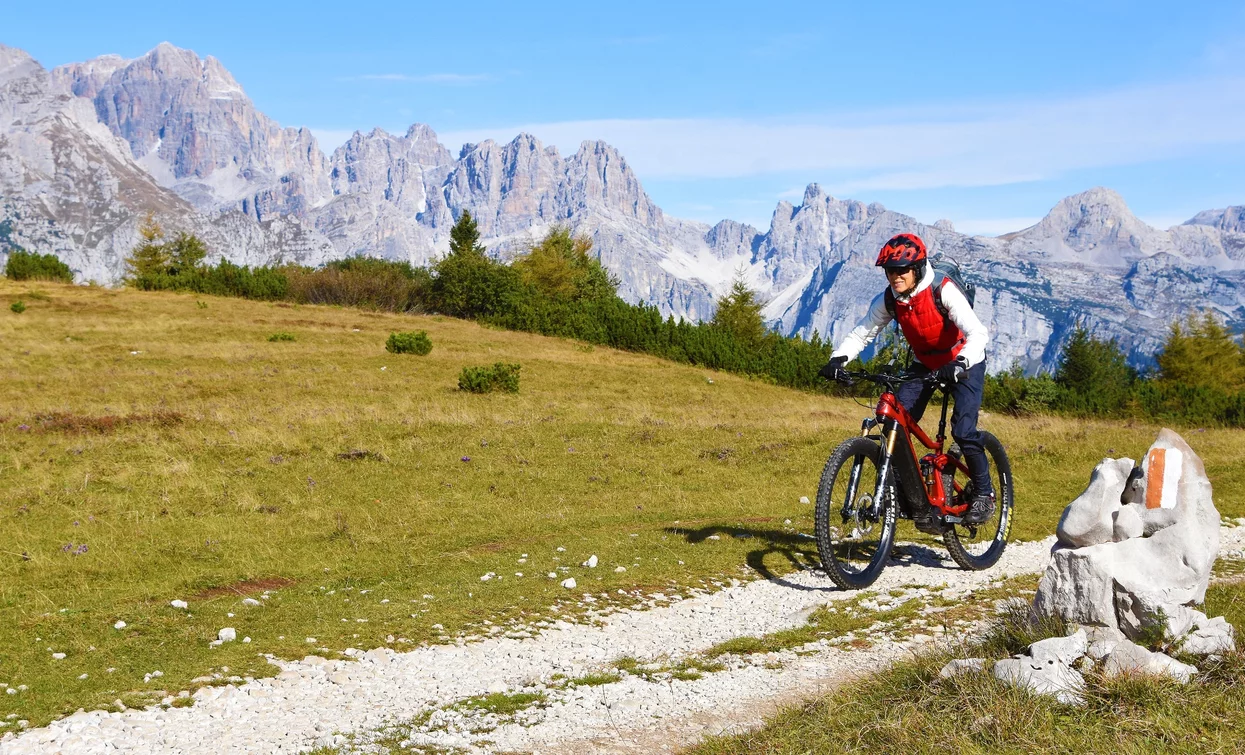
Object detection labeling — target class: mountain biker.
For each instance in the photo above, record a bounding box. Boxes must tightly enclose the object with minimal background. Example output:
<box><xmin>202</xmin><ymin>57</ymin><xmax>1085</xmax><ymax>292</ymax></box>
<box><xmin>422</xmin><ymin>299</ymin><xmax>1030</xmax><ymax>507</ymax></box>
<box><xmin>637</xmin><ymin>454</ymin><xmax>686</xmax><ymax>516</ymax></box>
<box><xmin>819</xmin><ymin>232</ymin><xmax>995</xmax><ymax>525</ymax></box>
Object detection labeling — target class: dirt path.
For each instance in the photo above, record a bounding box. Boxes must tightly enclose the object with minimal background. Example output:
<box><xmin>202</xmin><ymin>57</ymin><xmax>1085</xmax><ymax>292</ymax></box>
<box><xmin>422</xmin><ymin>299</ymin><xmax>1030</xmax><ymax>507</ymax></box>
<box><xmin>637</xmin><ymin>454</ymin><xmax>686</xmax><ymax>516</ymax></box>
<box><xmin>5</xmin><ymin>527</ymin><xmax>1242</xmax><ymax>754</ymax></box>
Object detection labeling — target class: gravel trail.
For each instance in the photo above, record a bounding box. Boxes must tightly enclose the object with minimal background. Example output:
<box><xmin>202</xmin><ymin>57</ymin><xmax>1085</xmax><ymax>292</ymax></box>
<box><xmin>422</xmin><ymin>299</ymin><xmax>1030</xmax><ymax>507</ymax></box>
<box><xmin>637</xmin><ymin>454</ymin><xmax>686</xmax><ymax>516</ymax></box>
<box><xmin>6</xmin><ymin>528</ymin><xmax>1243</xmax><ymax>754</ymax></box>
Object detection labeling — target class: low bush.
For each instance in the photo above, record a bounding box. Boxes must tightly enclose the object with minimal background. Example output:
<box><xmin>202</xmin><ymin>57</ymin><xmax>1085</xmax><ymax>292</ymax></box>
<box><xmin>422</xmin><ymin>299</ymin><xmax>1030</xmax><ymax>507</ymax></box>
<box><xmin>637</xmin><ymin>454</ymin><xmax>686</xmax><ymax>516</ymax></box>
<box><xmin>287</xmin><ymin>260</ymin><xmax>432</xmax><ymax>312</ymax></box>
<box><xmin>10</xmin><ymin>300</ymin><xmax>25</xmax><ymax>314</ymax></box>
<box><xmin>385</xmin><ymin>330</ymin><xmax>432</xmax><ymax>355</ymax></box>
<box><xmin>458</xmin><ymin>362</ymin><xmax>521</xmax><ymax>394</ymax></box>
<box><xmin>267</xmin><ymin>332</ymin><xmax>296</xmax><ymax>342</ymax></box>
<box><xmin>5</xmin><ymin>249</ymin><xmax>73</xmax><ymax>282</ymax></box>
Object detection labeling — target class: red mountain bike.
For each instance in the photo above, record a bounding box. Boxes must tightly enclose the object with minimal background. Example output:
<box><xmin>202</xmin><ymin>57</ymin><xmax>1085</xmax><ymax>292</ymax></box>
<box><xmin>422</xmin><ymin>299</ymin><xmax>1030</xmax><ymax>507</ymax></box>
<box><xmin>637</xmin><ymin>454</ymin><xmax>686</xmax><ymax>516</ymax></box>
<box><xmin>815</xmin><ymin>370</ymin><xmax>1014</xmax><ymax>589</ymax></box>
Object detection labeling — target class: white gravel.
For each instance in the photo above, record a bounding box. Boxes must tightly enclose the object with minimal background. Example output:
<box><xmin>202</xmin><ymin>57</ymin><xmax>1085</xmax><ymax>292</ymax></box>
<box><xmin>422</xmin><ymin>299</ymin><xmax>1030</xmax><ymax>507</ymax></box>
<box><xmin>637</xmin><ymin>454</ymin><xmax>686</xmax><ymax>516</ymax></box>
<box><xmin>5</xmin><ymin>527</ymin><xmax>1244</xmax><ymax>755</ymax></box>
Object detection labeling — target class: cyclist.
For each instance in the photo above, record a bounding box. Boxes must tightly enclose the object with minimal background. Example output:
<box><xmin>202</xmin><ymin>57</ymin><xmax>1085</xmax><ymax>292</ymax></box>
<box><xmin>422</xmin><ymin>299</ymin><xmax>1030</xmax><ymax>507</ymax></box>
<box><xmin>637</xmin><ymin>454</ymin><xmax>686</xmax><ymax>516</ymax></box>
<box><xmin>819</xmin><ymin>233</ymin><xmax>994</xmax><ymax>525</ymax></box>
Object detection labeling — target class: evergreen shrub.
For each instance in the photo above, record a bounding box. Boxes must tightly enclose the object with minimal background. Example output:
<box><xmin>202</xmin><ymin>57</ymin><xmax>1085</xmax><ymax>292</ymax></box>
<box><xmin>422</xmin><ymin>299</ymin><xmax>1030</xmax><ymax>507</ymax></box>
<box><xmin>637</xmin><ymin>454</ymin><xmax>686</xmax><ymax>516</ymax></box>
<box><xmin>386</xmin><ymin>331</ymin><xmax>432</xmax><ymax>355</ymax></box>
<box><xmin>459</xmin><ymin>363</ymin><xmax>521</xmax><ymax>394</ymax></box>
<box><xmin>5</xmin><ymin>250</ymin><xmax>73</xmax><ymax>282</ymax></box>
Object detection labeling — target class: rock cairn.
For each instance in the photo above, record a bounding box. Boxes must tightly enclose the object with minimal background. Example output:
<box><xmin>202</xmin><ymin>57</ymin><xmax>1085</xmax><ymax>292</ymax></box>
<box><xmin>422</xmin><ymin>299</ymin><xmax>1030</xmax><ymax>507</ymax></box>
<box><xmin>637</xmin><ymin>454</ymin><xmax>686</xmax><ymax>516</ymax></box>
<box><xmin>946</xmin><ymin>429</ymin><xmax>1236</xmax><ymax>704</ymax></box>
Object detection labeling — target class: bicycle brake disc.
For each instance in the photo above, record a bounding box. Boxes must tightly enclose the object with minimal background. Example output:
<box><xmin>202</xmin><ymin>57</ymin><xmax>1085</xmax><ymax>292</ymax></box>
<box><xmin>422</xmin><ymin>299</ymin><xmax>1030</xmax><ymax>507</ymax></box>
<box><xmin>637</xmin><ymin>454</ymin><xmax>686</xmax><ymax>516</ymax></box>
<box><xmin>843</xmin><ymin>493</ymin><xmax>875</xmax><ymax>541</ymax></box>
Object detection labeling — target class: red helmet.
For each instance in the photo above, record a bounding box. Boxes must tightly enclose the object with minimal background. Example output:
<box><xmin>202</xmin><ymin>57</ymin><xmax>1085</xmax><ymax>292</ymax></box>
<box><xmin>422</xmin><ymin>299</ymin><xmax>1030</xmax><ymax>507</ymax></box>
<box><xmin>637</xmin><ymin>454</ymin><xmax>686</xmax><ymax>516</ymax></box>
<box><xmin>875</xmin><ymin>233</ymin><xmax>927</xmax><ymax>268</ymax></box>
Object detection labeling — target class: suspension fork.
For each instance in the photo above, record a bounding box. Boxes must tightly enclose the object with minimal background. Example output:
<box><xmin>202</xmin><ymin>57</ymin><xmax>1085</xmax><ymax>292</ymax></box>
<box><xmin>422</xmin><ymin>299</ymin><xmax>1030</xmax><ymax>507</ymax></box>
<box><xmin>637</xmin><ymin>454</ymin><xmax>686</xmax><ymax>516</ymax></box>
<box><xmin>867</xmin><ymin>419</ymin><xmax>899</xmax><ymax>519</ymax></box>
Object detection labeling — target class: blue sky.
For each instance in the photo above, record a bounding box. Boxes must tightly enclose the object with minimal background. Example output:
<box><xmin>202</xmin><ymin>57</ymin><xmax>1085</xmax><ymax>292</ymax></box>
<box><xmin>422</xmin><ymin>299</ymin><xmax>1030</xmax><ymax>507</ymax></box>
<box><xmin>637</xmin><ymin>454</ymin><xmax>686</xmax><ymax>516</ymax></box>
<box><xmin>7</xmin><ymin>1</ymin><xmax>1245</xmax><ymax>234</ymax></box>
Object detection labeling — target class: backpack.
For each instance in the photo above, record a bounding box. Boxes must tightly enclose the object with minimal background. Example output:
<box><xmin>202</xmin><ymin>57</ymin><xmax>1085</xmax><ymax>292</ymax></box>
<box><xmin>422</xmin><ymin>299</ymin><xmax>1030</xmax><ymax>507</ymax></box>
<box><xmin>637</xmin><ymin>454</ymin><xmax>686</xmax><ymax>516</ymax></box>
<box><xmin>884</xmin><ymin>254</ymin><xmax>976</xmax><ymax>318</ymax></box>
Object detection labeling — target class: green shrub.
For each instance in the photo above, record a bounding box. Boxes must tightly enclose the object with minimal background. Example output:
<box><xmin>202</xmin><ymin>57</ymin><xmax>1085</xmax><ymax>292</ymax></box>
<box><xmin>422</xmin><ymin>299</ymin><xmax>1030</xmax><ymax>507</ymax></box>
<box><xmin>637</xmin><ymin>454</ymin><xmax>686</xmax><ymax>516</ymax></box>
<box><xmin>10</xmin><ymin>301</ymin><xmax>25</xmax><ymax>314</ymax></box>
<box><xmin>458</xmin><ymin>363</ymin><xmax>521</xmax><ymax>394</ymax></box>
<box><xmin>267</xmin><ymin>332</ymin><xmax>296</xmax><ymax>342</ymax></box>
<box><xmin>5</xmin><ymin>250</ymin><xmax>73</xmax><ymax>282</ymax></box>
<box><xmin>386</xmin><ymin>331</ymin><xmax>432</xmax><ymax>355</ymax></box>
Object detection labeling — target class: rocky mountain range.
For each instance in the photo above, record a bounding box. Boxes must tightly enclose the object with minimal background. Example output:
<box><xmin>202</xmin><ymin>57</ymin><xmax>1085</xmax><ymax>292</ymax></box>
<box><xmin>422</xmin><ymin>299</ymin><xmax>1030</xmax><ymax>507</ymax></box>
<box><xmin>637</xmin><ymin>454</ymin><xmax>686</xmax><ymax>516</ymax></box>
<box><xmin>2</xmin><ymin>41</ymin><xmax>1243</xmax><ymax>372</ymax></box>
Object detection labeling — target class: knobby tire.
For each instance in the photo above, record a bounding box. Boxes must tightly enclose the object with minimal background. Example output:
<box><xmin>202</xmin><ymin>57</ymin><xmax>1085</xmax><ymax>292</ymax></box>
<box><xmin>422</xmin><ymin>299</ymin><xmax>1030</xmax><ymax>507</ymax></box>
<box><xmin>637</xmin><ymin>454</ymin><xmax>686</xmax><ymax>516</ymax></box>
<box><xmin>814</xmin><ymin>436</ymin><xmax>896</xmax><ymax>590</ymax></box>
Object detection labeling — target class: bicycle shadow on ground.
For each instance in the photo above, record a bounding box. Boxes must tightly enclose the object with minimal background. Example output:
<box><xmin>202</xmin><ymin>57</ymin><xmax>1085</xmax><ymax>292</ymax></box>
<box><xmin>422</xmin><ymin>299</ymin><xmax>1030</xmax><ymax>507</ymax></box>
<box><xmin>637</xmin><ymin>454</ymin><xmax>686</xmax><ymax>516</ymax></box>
<box><xmin>663</xmin><ymin>524</ymin><xmax>829</xmax><ymax>592</ymax></box>
<box><xmin>665</xmin><ymin>525</ymin><xmax>963</xmax><ymax>592</ymax></box>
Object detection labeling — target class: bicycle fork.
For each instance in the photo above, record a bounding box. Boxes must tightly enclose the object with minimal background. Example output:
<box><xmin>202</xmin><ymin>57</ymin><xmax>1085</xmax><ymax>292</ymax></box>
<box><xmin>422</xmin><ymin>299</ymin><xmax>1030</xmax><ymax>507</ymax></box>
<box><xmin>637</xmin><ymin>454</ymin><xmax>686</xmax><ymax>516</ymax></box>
<box><xmin>841</xmin><ymin>421</ymin><xmax>898</xmax><ymax>524</ymax></box>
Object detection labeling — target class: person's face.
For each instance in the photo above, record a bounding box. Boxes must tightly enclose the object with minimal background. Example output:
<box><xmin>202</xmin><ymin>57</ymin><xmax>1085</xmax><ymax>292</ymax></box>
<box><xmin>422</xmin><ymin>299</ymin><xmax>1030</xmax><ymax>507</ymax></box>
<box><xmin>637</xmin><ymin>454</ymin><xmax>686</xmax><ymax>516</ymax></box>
<box><xmin>886</xmin><ymin>266</ymin><xmax>918</xmax><ymax>295</ymax></box>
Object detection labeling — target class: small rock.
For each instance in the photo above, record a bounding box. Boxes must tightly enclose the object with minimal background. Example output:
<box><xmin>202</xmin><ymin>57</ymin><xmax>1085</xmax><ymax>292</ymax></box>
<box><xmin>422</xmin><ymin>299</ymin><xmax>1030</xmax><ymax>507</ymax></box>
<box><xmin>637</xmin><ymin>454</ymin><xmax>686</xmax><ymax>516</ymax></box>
<box><xmin>1181</xmin><ymin>616</ymin><xmax>1236</xmax><ymax>656</ymax></box>
<box><xmin>1103</xmin><ymin>639</ymin><xmax>1197</xmax><ymax>683</ymax></box>
<box><xmin>487</xmin><ymin>680</ymin><xmax>508</xmax><ymax>694</ymax></box>
<box><xmin>241</xmin><ymin>598</ymin><xmax>260</xmax><ymax>606</ymax></box>
<box><xmin>51</xmin><ymin>653</ymin><xmax>65</xmax><ymax>660</ymax></box>
<box><xmin>242</xmin><ymin>637</ymin><xmax>252</xmax><ymax>643</ymax></box>
<box><xmin>799</xmin><ymin>496</ymin><xmax>810</xmax><ymax>504</ymax></box>
<box><xmin>170</xmin><ymin>600</ymin><xmax>188</xmax><ymax>609</ymax></box>
<box><xmin>938</xmin><ymin>658</ymin><xmax>987</xmax><ymax>678</ymax></box>
<box><xmin>113</xmin><ymin>620</ymin><xmax>126</xmax><ymax>630</ymax></box>
<box><xmin>561</xmin><ymin>578</ymin><xmax>577</xmax><ymax>589</ymax></box>
<box><xmin>218</xmin><ymin>628</ymin><xmax>237</xmax><ymax>642</ymax></box>
<box><xmin>583</xmin><ymin>555</ymin><xmax>599</xmax><ymax>568</ymax></box>
<box><xmin>615</xmin><ymin>566</ymin><xmax>626</xmax><ymax>573</ymax></box>
<box><xmin>993</xmin><ymin>657</ymin><xmax>1085</xmax><ymax>705</ymax></box>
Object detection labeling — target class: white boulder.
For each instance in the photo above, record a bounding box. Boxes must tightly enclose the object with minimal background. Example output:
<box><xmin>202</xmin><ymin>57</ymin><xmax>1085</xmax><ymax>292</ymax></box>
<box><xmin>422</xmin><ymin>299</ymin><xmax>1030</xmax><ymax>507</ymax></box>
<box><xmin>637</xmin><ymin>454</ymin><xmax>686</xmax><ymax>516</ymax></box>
<box><xmin>1034</xmin><ymin>429</ymin><xmax>1220</xmax><ymax>644</ymax></box>
<box><xmin>217</xmin><ymin>628</ymin><xmax>236</xmax><ymax>642</ymax></box>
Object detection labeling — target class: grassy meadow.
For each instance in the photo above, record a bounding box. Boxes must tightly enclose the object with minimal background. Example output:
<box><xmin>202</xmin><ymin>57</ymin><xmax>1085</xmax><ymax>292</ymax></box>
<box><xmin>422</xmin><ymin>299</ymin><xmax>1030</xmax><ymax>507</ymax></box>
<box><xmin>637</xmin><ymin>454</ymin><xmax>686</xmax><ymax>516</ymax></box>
<box><xmin>1</xmin><ymin>279</ymin><xmax>1244</xmax><ymax>729</ymax></box>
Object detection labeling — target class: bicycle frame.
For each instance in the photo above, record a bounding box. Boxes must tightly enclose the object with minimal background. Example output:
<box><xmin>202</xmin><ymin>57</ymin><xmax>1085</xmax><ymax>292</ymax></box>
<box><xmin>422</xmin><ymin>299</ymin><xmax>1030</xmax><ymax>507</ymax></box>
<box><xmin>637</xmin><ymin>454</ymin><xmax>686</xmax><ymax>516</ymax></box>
<box><xmin>868</xmin><ymin>383</ymin><xmax>973</xmax><ymax>517</ymax></box>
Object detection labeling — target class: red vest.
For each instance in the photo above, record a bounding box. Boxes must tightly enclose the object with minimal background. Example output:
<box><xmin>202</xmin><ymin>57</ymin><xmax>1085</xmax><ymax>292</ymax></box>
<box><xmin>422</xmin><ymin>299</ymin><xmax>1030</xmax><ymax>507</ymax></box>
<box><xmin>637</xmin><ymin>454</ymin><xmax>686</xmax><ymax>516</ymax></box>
<box><xmin>890</xmin><ymin>282</ymin><xmax>966</xmax><ymax>369</ymax></box>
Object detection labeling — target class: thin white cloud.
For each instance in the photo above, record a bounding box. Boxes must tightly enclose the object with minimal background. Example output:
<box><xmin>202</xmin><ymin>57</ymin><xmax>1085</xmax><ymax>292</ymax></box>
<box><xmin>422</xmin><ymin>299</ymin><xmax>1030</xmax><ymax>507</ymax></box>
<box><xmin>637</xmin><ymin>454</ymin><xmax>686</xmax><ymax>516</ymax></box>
<box><xmin>439</xmin><ymin>76</ymin><xmax>1245</xmax><ymax>192</ymax></box>
<box><xmin>340</xmin><ymin>73</ymin><xmax>492</xmax><ymax>85</ymax></box>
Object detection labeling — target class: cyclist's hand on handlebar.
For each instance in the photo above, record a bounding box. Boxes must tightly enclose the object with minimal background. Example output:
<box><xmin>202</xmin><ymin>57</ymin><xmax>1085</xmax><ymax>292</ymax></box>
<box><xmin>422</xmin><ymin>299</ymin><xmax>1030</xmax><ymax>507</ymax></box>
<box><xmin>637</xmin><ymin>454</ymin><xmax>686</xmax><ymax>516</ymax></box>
<box><xmin>933</xmin><ymin>357</ymin><xmax>969</xmax><ymax>385</ymax></box>
<box><xmin>819</xmin><ymin>355</ymin><xmax>849</xmax><ymax>382</ymax></box>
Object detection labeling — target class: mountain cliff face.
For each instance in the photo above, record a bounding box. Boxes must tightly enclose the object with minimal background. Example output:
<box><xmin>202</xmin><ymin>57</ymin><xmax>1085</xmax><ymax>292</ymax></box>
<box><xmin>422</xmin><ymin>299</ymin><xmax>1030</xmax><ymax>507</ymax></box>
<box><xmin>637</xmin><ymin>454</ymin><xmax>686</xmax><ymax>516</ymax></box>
<box><xmin>3</xmin><ymin>42</ymin><xmax>1243</xmax><ymax>372</ymax></box>
<box><xmin>0</xmin><ymin>44</ymin><xmax>333</xmax><ymax>282</ymax></box>
<box><xmin>51</xmin><ymin>43</ymin><xmax>332</xmax><ymax>220</ymax></box>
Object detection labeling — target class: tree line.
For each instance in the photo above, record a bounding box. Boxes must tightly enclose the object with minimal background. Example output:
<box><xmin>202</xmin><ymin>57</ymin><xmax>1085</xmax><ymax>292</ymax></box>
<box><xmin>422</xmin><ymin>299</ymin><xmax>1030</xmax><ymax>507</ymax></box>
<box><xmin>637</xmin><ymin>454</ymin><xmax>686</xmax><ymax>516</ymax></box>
<box><xmin>24</xmin><ymin>212</ymin><xmax>1244</xmax><ymax>427</ymax></box>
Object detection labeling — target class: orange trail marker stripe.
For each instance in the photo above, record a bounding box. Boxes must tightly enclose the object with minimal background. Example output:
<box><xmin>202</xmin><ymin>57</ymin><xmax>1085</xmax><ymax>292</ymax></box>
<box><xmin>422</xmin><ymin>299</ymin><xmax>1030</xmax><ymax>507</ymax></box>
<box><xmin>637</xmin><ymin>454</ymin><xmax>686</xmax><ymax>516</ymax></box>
<box><xmin>1146</xmin><ymin>448</ymin><xmax>1166</xmax><ymax>509</ymax></box>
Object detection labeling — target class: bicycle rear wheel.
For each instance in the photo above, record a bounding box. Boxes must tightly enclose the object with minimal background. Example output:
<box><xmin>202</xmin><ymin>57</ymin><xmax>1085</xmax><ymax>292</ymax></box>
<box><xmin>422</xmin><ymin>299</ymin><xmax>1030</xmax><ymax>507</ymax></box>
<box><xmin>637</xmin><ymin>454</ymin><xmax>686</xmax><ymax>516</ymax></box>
<box><xmin>944</xmin><ymin>431</ymin><xmax>1013</xmax><ymax>570</ymax></box>
<box><xmin>814</xmin><ymin>436</ymin><xmax>896</xmax><ymax>590</ymax></box>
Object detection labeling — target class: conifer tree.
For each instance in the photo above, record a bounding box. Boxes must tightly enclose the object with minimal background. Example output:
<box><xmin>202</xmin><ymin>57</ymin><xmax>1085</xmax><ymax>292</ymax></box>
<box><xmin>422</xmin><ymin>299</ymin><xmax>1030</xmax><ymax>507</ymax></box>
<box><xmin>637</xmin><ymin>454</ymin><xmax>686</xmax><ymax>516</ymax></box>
<box><xmin>1055</xmin><ymin>325</ymin><xmax>1135</xmax><ymax>414</ymax></box>
<box><xmin>124</xmin><ymin>215</ymin><xmax>170</xmax><ymax>282</ymax></box>
<box><xmin>448</xmin><ymin>210</ymin><xmax>485</xmax><ymax>257</ymax></box>
<box><xmin>166</xmin><ymin>232</ymin><xmax>208</xmax><ymax>275</ymax></box>
<box><xmin>712</xmin><ymin>272</ymin><xmax>767</xmax><ymax>347</ymax></box>
<box><xmin>1156</xmin><ymin>311</ymin><xmax>1245</xmax><ymax>391</ymax></box>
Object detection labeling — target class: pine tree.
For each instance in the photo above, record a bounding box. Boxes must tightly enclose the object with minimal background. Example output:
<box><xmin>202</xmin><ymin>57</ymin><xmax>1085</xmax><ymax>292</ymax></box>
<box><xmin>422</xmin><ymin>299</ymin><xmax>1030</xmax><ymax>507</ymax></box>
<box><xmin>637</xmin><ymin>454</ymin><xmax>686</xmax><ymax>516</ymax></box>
<box><xmin>1156</xmin><ymin>312</ymin><xmax>1245</xmax><ymax>391</ymax></box>
<box><xmin>1054</xmin><ymin>325</ymin><xmax>1135</xmax><ymax>414</ymax></box>
<box><xmin>712</xmin><ymin>272</ymin><xmax>767</xmax><ymax>347</ymax></box>
<box><xmin>166</xmin><ymin>232</ymin><xmax>207</xmax><ymax>275</ymax></box>
<box><xmin>448</xmin><ymin>210</ymin><xmax>486</xmax><ymax>257</ymax></box>
<box><xmin>124</xmin><ymin>215</ymin><xmax>170</xmax><ymax>282</ymax></box>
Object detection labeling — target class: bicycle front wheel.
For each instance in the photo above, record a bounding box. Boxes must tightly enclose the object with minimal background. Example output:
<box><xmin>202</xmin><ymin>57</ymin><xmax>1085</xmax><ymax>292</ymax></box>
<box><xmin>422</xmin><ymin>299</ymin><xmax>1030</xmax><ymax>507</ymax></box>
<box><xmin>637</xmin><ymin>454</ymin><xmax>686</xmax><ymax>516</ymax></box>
<box><xmin>944</xmin><ymin>431</ymin><xmax>1014</xmax><ymax>570</ymax></box>
<box><xmin>814</xmin><ymin>436</ymin><xmax>896</xmax><ymax>590</ymax></box>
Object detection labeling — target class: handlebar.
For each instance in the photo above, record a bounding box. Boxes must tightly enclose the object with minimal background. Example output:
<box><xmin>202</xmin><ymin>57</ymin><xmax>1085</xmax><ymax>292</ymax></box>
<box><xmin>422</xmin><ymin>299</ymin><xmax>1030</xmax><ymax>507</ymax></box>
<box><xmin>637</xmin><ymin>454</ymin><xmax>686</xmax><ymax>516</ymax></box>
<box><xmin>834</xmin><ymin>369</ymin><xmax>949</xmax><ymax>390</ymax></box>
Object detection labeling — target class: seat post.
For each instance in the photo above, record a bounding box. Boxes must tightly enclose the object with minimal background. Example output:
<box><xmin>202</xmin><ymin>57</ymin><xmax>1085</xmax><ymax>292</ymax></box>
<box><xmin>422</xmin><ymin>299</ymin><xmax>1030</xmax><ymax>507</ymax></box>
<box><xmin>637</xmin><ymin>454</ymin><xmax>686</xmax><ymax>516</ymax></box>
<box><xmin>936</xmin><ymin>387</ymin><xmax>951</xmax><ymax>447</ymax></box>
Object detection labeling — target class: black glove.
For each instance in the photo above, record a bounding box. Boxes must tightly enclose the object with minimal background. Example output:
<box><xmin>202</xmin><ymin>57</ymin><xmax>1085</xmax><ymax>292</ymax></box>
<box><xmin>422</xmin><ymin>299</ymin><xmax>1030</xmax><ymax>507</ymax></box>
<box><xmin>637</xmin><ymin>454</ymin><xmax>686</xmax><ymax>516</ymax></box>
<box><xmin>935</xmin><ymin>357</ymin><xmax>969</xmax><ymax>385</ymax></box>
<box><xmin>819</xmin><ymin>356</ymin><xmax>849</xmax><ymax>381</ymax></box>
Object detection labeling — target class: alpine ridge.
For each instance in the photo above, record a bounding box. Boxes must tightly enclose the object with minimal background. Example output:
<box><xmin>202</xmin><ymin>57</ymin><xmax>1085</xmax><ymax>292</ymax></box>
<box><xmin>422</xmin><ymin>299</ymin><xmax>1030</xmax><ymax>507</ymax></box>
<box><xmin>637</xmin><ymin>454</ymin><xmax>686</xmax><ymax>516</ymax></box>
<box><xmin>2</xmin><ymin>42</ymin><xmax>1242</xmax><ymax>372</ymax></box>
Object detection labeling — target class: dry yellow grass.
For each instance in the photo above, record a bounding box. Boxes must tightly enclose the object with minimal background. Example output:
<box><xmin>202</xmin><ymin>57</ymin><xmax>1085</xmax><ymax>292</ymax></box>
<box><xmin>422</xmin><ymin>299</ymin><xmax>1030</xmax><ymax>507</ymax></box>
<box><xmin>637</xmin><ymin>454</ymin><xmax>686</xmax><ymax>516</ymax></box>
<box><xmin>0</xmin><ymin>280</ymin><xmax>1241</xmax><ymax>727</ymax></box>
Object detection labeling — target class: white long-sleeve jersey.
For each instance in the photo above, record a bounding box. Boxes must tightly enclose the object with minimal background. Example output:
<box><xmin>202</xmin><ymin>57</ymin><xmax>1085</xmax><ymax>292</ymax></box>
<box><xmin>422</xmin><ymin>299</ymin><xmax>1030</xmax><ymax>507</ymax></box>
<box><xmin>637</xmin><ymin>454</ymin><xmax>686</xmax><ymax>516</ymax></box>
<box><xmin>830</xmin><ymin>265</ymin><xmax>989</xmax><ymax>368</ymax></box>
